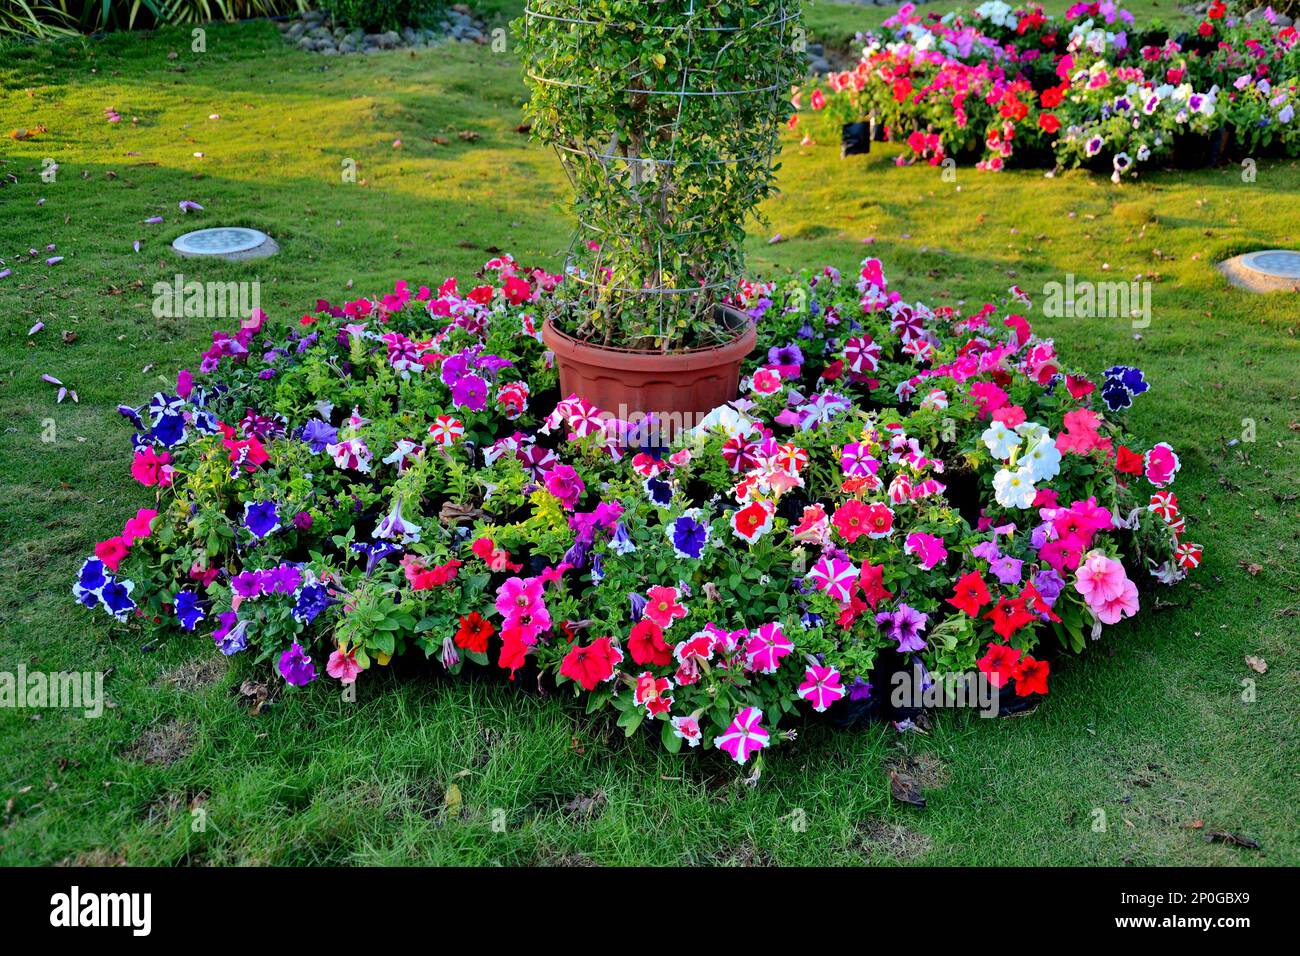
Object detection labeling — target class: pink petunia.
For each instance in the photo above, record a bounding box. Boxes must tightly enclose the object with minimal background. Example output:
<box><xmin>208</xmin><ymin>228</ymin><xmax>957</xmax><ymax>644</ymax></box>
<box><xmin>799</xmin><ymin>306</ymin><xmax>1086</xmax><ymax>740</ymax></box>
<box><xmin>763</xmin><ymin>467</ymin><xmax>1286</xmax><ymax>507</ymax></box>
<box><xmin>744</xmin><ymin>622</ymin><xmax>793</xmax><ymax>674</ymax></box>
<box><xmin>645</xmin><ymin>585</ymin><xmax>687</xmax><ymax>629</ymax></box>
<box><xmin>798</xmin><ymin>665</ymin><xmax>846</xmax><ymax>712</ymax></box>
<box><xmin>326</xmin><ymin>647</ymin><xmax>362</xmax><ymax>684</ymax></box>
<box><xmin>1144</xmin><ymin>442</ymin><xmax>1180</xmax><ymax>488</ymax></box>
<box><xmin>1094</xmin><ymin>578</ymin><xmax>1140</xmax><ymax>624</ymax></box>
<box><xmin>904</xmin><ymin>531</ymin><xmax>948</xmax><ymax>571</ymax></box>
<box><xmin>1074</xmin><ymin>553</ymin><xmax>1130</xmax><ymax>606</ymax></box>
<box><xmin>713</xmin><ymin>706</ymin><xmax>770</xmax><ymax>765</ymax></box>
<box><xmin>806</xmin><ymin>556</ymin><xmax>858</xmax><ymax>603</ymax></box>
<box><xmin>121</xmin><ymin>508</ymin><xmax>158</xmax><ymax>544</ymax></box>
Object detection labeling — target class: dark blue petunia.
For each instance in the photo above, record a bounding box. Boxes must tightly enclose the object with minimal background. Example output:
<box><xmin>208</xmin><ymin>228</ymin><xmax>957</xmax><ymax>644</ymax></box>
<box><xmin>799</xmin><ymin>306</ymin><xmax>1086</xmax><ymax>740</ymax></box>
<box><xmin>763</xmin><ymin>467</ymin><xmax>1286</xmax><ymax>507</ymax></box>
<box><xmin>644</xmin><ymin>477</ymin><xmax>673</xmax><ymax>506</ymax></box>
<box><xmin>100</xmin><ymin>578</ymin><xmax>136</xmax><ymax>621</ymax></box>
<box><xmin>668</xmin><ymin>514</ymin><xmax>709</xmax><ymax>560</ymax></box>
<box><xmin>174</xmin><ymin>589</ymin><xmax>207</xmax><ymax>631</ymax></box>
<box><xmin>292</xmin><ymin>582</ymin><xmax>337</xmax><ymax>624</ymax></box>
<box><xmin>151</xmin><ymin>412</ymin><xmax>187</xmax><ymax>448</ymax></box>
<box><xmin>243</xmin><ymin>501</ymin><xmax>280</xmax><ymax>539</ymax></box>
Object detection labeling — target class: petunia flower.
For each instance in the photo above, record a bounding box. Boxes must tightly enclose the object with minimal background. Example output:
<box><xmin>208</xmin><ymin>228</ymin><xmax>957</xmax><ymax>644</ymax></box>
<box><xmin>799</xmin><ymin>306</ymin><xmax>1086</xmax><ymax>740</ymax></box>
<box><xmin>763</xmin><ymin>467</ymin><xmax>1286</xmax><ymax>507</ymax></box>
<box><xmin>375</xmin><ymin>498</ymin><xmax>422</xmax><ymax>545</ymax></box>
<box><xmin>730</xmin><ymin>499</ymin><xmax>775</xmax><ymax>544</ymax></box>
<box><xmin>744</xmin><ymin>622</ymin><xmax>793</xmax><ymax>674</ymax></box>
<box><xmin>671</xmin><ymin>715</ymin><xmax>703</xmax><ymax>747</ymax></box>
<box><xmin>559</xmin><ymin>637</ymin><xmax>623</xmax><ymax>691</ymax></box>
<box><xmin>876</xmin><ymin>604</ymin><xmax>928</xmax><ymax>653</ymax></box>
<box><xmin>327</xmin><ymin>646</ymin><xmax>362</xmax><ymax>684</ymax></box>
<box><xmin>628</xmin><ymin>619</ymin><xmax>674</xmax><ymax>667</ymax></box>
<box><xmin>713</xmin><ymin>707</ymin><xmax>770</xmax><ymax>765</ymax></box>
<box><xmin>798</xmin><ymin>665</ymin><xmax>846</xmax><ymax>713</ymax></box>
<box><xmin>278</xmin><ymin>643</ymin><xmax>317</xmax><ymax>686</ymax></box>
<box><xmin>644</xmin><ymin>585</ymin><xmax>687</xmax><ymax>630</ymax></box>
<box><xmin>977</xmin><ymin>642</ymin><xmax>1023</xmax><ymax>689</ymax></box>
<box><xmin>904</xmin><ymin>532</ymin><xmax>948</xmax><ymax>571</ymax></box>
<box><xmin>243</xmin><ymin>501</ymin><xmax>280</xmax><ymax>539</ymax></box>
<box><xmin>946</xmin><ymin>571</ymin><xmax>991</xmax><ymax>617</ymax></box>
<box><xmin>632</xmin><ymin>672</ymin><xmax>674</xmax><ymax>717</ymax></box>
<box><xmin>174</xmin><ymin>589</ymin><xmax>206</xmax><ymax>631</ymax></box>
<box><xmin>667</xmin><ymin>513</ymin><xmax>710</xmax><ymax>560</ymax></box>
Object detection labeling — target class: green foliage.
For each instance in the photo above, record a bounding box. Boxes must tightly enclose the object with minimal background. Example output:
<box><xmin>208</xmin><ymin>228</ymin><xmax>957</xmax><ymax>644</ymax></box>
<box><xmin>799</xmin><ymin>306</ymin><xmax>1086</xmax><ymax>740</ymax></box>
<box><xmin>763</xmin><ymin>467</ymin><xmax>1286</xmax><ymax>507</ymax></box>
<box><xmin>518</xmin><ymin>0</ymin><xmax>802</xmax><ymax>351</ymax></box>
<box><xmin>319</xmin><ymin>0</ymin><xmax>437</xmax><ymax>33</ymax></box>
<box><xmin>0</xmin><ymin>0</ymin><xmax>309</xmax><ymax>39</ymax></box>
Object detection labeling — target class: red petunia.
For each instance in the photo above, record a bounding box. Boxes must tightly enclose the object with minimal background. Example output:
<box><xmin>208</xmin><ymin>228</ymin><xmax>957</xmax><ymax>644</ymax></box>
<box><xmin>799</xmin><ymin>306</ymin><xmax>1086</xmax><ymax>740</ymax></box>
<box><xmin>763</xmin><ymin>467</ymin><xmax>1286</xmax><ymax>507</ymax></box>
<box><xmin>497</xmin><ymin>627</ymin><xmax>529</xmax><ymax>679</ymax></box>
<box><xmin>977</xmin><ymin>642</ymin><xmax>1023</xmax><ymax>689</ymax></box>
<box><xmin>628</xmin><ymin>619</ymin><xmax>674</xmax><ymax>667</ymax></box>
<box><xmin>946</xmin><ymin>571</ymin><xmax>991</xmax><ymax>617</ymax></box>
<box><xmin>831</xmin><ymin>499</ymin><xmax>871</xmax><ymax>543</ymax></box>
<box><xmin>1114</xmin><ymin>445</ymin><xmax>1144</xmax><ymax>476</ymax></box>
<box><xmin>1015</xmin><ymin>654</ymin><xmax>1050</xmax><ymax>696</ymax></box>
<box><xmin>559</xmin><ymin>636</ymin><xmax>624</xmax><ymax>691</ymax></box>
<box><xmin>455</xmin><ymin>611</ymin><xmax>494</xmax><ymax>653</ymax></box>
<box><xmin>1037</xmin><ymin>112</ymin><xmax>1061</xmax><ymax>134</ymax></box>
<box><xmin>858</xmin><ymin>560</ymin><xmax>894</xmax><ymax>611</ymax></box>
<box><xmin>984</xmin><ymin>597</ymin><xmax>1035</xmax><ymax>640</ymax></box>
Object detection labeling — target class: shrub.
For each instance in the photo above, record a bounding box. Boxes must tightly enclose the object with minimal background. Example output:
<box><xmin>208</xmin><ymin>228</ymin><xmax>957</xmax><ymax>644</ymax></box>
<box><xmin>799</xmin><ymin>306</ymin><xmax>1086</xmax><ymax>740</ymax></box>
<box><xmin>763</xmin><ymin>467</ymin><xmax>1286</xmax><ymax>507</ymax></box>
<box><xmin>320</xmin><ymin>0</ymin><xmax>438</xmax><ymax>33</ymax></box>
<box><xmin>518</xmin><ymin>1</ymin><xmax>802</xmax><ymax>351</ymax></box>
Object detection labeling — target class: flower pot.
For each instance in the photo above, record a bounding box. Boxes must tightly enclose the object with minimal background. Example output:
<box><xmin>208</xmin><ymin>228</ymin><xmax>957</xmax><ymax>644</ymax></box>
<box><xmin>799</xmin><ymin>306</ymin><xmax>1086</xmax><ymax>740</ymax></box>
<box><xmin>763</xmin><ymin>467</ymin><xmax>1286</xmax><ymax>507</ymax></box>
<box><xmin>541</xmin><ymin>305</ymin><xmax>756</xmax><ymax>427</ymax></box>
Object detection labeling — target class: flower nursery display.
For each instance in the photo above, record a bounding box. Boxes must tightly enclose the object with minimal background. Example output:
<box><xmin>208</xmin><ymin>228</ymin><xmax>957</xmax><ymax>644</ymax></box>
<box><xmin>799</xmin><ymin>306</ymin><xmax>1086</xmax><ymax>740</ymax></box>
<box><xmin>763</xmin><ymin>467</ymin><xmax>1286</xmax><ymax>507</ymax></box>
<box><xmin>72</xmin><ymin>250</ymin><xmax>1203</xmax><ymax>769</ymax></box>
<box><xmin>803</xmin><ymin>1</ymin><xmax>1298</xmax><ymax>180</ymax></box>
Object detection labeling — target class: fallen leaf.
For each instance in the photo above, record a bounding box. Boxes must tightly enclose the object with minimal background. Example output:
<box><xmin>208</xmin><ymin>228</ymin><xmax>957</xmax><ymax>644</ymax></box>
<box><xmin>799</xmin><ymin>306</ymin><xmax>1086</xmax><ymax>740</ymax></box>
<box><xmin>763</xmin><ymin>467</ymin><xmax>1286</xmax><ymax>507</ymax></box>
<box><xmin>1203</xmin><ymin>831</ymin><xmax>1261</xmax><ymax>850</ymax></box>
<box><xmin>444</xmin><ymin>783</ymin><xmax>462</xmax><ymax>814</ymax></box>
<box><xmin>1245</xmin><ymin>655</ymin><xmax>1267</xmax><ymax>674</ymax></box>
<box><xmin>889</xmin><ymin>769</ymin><xmax>926</xmax><ymax>808</ymax></box>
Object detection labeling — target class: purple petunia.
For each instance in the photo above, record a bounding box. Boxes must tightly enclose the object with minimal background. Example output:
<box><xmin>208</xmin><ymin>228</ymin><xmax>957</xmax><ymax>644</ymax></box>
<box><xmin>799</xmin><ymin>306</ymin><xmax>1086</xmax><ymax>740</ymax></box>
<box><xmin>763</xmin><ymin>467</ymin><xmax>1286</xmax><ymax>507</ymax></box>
<box><xmin>212</xmin><ymin>612</ymin><xmax>248</xmax><ymax>655</ymax></box>
<box><xmin>989</xmin><ymin>555</ymin><xmax>1024</xmax><ymax>587</ymax></box>
<box><xmin>451</xmin><ymin>373</ymin><xmax>488</xmax><ymax>412</ymax></box>
<box><xmin>767</xmin><ymin>342</ymin><xmax>804</xmax><ymax>367</ymax></box>
<box><xmin>300</xmin><ymin>418</ymin><xmax>338</xmax><ymax>453</ymax></box>
<box><xmin>876</xmin><ymin>603</ymin><xmax>929</xmax><ymax>653</ymax></box>
<box><xmin>278</xmin><ymin>642</ymin><xmax>317</xmax><ymax>686</ymax></box>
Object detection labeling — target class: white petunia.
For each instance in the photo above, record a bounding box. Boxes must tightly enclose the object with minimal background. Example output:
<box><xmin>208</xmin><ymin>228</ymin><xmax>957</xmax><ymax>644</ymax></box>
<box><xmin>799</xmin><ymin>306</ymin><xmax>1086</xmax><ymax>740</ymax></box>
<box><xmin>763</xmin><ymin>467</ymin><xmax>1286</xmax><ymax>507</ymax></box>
<box><xmin>1021</xmin><ymin>436</ymin><xmax>1062</xmax><ymax>483</ymax></box>
<box><xmin>981</xmin><ymin>421</ymin><xmax>1022</xmax><ymax>460</ymax></box>
<box><xmin>993</xmin><ymin>467</ymin><xmax>1038</xmax><ymax>509</ymax></box>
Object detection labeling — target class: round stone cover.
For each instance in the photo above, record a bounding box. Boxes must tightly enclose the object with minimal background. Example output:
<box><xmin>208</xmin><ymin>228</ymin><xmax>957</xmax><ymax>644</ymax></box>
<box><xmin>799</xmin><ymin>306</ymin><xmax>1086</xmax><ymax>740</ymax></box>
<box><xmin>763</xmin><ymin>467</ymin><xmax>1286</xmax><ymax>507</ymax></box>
<box><xmin>173</xmin><ymin>227</ymin><xmax>278</xmax><ymax>261</ymax></box>
<box><xmin>1217</xmin><ymin>249</ymin><xmax>1300</xmax><ymax>293</ymax></box>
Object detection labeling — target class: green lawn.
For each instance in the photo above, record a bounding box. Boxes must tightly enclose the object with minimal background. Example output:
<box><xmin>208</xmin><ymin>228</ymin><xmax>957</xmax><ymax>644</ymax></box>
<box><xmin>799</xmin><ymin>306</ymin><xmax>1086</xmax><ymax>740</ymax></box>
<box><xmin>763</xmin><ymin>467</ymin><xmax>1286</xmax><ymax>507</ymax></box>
<box><xmin>1</xmin><ymin>1</ymin><xmax>1297</xmax><ymax>866</ymax></box>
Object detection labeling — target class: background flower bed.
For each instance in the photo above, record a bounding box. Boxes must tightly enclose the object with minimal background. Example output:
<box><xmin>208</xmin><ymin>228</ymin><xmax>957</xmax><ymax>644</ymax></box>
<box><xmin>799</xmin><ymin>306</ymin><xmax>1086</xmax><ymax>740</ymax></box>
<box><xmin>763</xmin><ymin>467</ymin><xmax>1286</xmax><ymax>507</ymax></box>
<box><xmin>803</xmin><ymin>1</ymin><xmax>1298</xmax><ymax>179</ymax></box>
<box><xmin>3</xmin><ymin>4</ymin><xmax>1296</xmax><ymax>865</ymax></box>
<box><xmin>77</xmin><ymin>250</ymin><xmax>1201</xmax><ymax>768</ymax></box>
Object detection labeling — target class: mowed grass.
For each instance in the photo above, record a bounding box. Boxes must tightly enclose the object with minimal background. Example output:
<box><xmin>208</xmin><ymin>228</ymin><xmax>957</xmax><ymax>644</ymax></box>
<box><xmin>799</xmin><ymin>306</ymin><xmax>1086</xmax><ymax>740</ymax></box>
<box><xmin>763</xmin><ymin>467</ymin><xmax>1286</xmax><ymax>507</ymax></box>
<box><xmin>1</xmin><ymin>2</ymin><xmax>1297</xmax><ymax>865</ymax></box>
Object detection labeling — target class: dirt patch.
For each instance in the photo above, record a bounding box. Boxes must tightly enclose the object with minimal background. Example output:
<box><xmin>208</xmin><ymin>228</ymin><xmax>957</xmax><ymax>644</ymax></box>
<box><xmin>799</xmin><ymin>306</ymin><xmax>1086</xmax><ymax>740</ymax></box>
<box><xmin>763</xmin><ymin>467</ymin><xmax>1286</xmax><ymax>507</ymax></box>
<box><xmin>886</xmin><ymin>751</ymin><xmax>951</xmax><ymax>790</ymax></box>
<box><xmin>561</xmin><ymin>790</ymin><xmax>607</xmax><ymax>820</ymax></box>
<box><xmin>533</xmin><ymin>847</ymin><xmax>598</xmax><ymax>867</ymax></box>
<box><xmin>125</xmin><ymin>719</ymin><xmax>196</xmax><ymax>767</ymax></box>
<box><xmin>58</xmin><ymin>848</ymin><xmax>128</xmax><ymax>866</ymax></box>
<box><xmin>158</xmin><ymin>656</ymin><xmax>226</xmax><ymax>692</ymax></box>
<box><xmin>856</xmin><ymin>820</ymin><xmax>933</xmax><ymax>862</ymax></box>
<box><xmin>708</xmin><ymin>840</ymin><xmax>775</xmax><ymax>867</ymax></box>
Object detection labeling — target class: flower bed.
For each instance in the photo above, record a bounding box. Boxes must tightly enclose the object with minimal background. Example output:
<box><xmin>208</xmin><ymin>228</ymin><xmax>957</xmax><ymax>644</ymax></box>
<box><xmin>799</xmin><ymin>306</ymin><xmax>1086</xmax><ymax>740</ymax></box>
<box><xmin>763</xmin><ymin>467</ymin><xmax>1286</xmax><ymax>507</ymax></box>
<box><xmin>75</xmin><ymin>254</ymin><xmax>1202</xmax><ymax>768</ymax></box>
<box><xmin>802</xmin><ymin>2</ymin><xmax>1298</xmax><ymax>180</ymax></box>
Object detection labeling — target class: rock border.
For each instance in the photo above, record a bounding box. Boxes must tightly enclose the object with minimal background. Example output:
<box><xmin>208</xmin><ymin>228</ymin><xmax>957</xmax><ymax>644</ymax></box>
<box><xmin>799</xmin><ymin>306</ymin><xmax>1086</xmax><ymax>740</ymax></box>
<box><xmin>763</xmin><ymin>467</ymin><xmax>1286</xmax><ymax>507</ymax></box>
<box><xmin>279</xmin><ymin>4</ymin><xmax>489</xmax><ymax>56</ymax></box>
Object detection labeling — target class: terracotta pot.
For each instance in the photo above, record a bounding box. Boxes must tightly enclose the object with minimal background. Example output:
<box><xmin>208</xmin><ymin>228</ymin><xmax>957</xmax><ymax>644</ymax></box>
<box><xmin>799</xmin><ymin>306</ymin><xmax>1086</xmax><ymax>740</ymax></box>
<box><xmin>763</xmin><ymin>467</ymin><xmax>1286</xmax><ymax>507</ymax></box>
<box><xmin>541</xmin><ymin>306</ymin><xmax>756</xmax><ymax>427</ymax></box>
